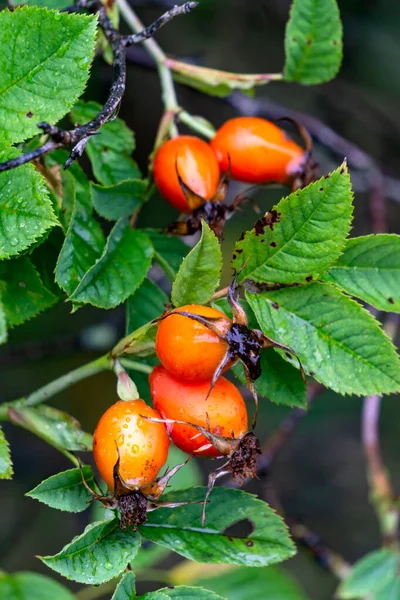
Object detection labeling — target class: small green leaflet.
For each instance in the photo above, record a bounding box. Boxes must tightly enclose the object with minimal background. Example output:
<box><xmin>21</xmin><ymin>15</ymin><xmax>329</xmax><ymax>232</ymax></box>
<box><xmin>140</xmin><ymin>487</ymin><xmax>295</xmax><ymax>567</ymax></box>
<box><xmin>0</xmin><ymin>7</ymin><xmax>97</xmax><ymax>143</ymax></box>
<box><xmin>91</xmin><ymin>179</ymin><xmax>147</xmax><ymax>221</ymax></box>
<box><xmin>54</xmin><ymin>154</ymin><xmax>105</xmax><ymax>296</ymax></box>
<box><xmin>0</xmin><ymin>571</ymin><xmax>75</xmax><ymax>600</ymax></box>
<box><xmin>41</xmin><ymin>519</ymin><xmax>141</xmax><ymax>584</ymax></box>
<box><xmin>26</xmin><ymin>466</ymin><xmax>95</xmax><ymax>512</ymax></box>
<box><xmin>8</xmin><ymin>405</ymin><xmax>92</xmax><ymax>452</ymax></box>
<box><xmin>0</xmin><ymin>424</ymin><xmax>13</xmax><ymax>479</ymax></box>
<box><xmin>70</xmin><ymin>101</ymin><xmax>141</xmax><ymax>185</ymax></box>
<box><xmin>139</xmin><ymin>587</ymin><xmax>226</xmax><ymax>600</ymax></box>
<box><xmin>323</xmin><ymin>234</ymin><xmax>400</xmax><ymax>312</ymax></box>
<box><xmin>232</xmin><ymin>164</ymin><xmax>353</xmax><ymax>284</ymax></box>
<box><xmin>337</xmin><ymin>549</ymin><xmax>400</xmax><ymax>599</ymax></box>
<box><xmin>247</xmin><ymin>283</ymin><xmax>400</xmax><ymax>396</ymax></box>
<box><xmin>169</xmin><ymin>58</ymin><xmax>277</xmax><ymax>98</ymax></box>
<box><xmin>112</xmin><ymin>572</ymin><xmax>136</xmax><ymax>600</ymax></box>
<box><xmin>69</xmin><ymin>218</ymin><xmax>153</xmax><ymax>309</ymax></box>
<box><xmin>0</xmin><ymin>148</ymin><xmax>58</xmax><ymax>259</ymax></box>
<box><xmin>195</xmin><ymin>565</ymin><xmax>308</xmax><ymax>600</ymax></box>
<box><xmin>0</xmin><ymin>257</ymin><xmax>58</xmax><ymax>327</ymax></box>
<box><xmin>171</xmin><ymin>221</ymin><xmax>222</xmax><ymax>307</ymax></box>
<box><xmin>284</xmin><ymin>0</ymin><xmax>343</xmax><ymax>84</ymax></box>
<box><xmin>143</xmin><ymin>229</ymin><xmax>188</xmax><ymax>281</ymax></box>
<box><xmin>372</xmin><ymin>576</ymin><xmax>400</xmax><ymax>600</ymax></box>
<box><xmin>126</xmin><ymin>278</ymin><xmax>168</xmax><ymax>333</ymax></box>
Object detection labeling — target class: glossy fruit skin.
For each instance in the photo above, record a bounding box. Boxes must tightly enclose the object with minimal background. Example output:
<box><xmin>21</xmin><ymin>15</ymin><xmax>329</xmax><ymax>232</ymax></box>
<box><xmin>156</xmin><ymin>304</ymin><xmax>230</xmax><ymax>381</ymax></box>
<box><xmin>150</xmin><ymin>365</ymin><xmax>248</xmax><ymax>458</ymax></box>
<box><xmin>210</xmin><ymin>116</ymin><xmax>305</xmax><ymax>185</ymax></box>
<box><xmin>93</xmin><ymin>399</ymin><xmax>169</xmax><ymax>491</ymax></box>
<box><xmin>153</xmin><ymin>136</ymin><xmax>220</xmax><ymax>213</ymax></box>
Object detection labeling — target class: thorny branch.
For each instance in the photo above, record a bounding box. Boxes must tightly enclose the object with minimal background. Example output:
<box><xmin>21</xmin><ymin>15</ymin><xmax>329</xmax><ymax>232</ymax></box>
<box><xmin>362</xmin><ymin>314</ymin><xmax>400</xmax><ymax>547</ymax></box>
<box><xmin>0</xmin><ymin>1</ymin><xmax>197</xmax><ymax>173</ymax></box>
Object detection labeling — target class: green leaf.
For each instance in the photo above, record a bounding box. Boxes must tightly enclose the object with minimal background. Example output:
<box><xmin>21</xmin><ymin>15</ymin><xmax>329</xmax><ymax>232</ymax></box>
<box><xmin>140</xmin><ymin>587</ymin><xmax>226</xmax><ymax>600</ymax></box>
<box><xmin>143</xmin><ymin>229</ymin><xmax>188</xmax><ymax>281</ymax></box>
<box><xmin>54</xmin><ymin>156</ymin><xmax>105</xmax><ymax>296</ymax></box>
<box><xmin>9</xmin><ymin>405</ymin><xmax>92</xmax><ymax>451</ymax></box>
<box><xmin>168</xmin><ymin>58</ymin><xmax>279</xmax><ymax>98</ymax></box>
<box><xmin>70</xmin><ymin>101</ymin><xmax>141</xmax><ymax>185</ymax></box>
<box><xmin>0</xmin><ymin>571</ymin><xmax>75</xmax><ymax>600</ymax></box>
<box><xmin>323</xmin><ymin>234</ymin><xmax>400</xmax><ymax>313</ymax></box>
<box><xmin>337</xmin><ymin>549</ymin><xmax>400</xmax><ymax>598</ymax></box>
<box><xmin>372</xmin><ymin>576</ymin><xmax>400</xmax><ymax>600</ymax></box>
<box><xmin>284</xmin><ymin>0</ymin><xmax>343</xmax><ymax>84</ymax></box>
<box><xmin>41</xmin><ymin>519</ymin><xmax>141</xmax><ymax>584</ymax></box>
<box><xmin>0</xmin><ymin>148</ymin><xmax>58</xmax><ymax>259</ymax></box>
<box><xmin>130</xmin><ymin>543</ymin><xmax>169</xmax><ymax>571</ymax></box>
<box><xmin>246</xmin><ymin>283</ymin><xmax>400</xmax><ymax>396</ymax></box>
<box><xmin>233</xmin><ymin>164</ymin><xmax>353</xmax><ymax>285</ymax></box>
<box><xmin>194</xmin><ymin>566</ymin><xmax>307</xmax><ymax>600</ymax></box>
<box><xmin>171</xmin><ymin>221</ymin><xmax>222</xmax><ymax>307</ymax></box>
<box><xmin>0</xmin><ymin>257</ymin><xmax>58</xmax><ymax>327</ymax></box>
<box><xmin>0</xmin><ymin>424</ymin><xmax>13</xmax><ymax>479</ymax></box>
<box><xmin>140</xmin><ymin>487</ymin><xmax>295</xmax><ymax>567</ymax></box>
<box><xmin>91</xmin><ymin>179</ymin><xmax>147</xmax><ymax>221</ymax></box>
<box><xmin>126</xmin><ymin>278</ymin><xmax>168</xmax><ymax>334</ymax></box>
<box><xmin>26</xmin><ymin>466</ymin><xmax>95</xmax><ymax>512</ymax></box>
<box><xmin>111</xmin><ymin>572</ymin><xmax>136</xmax><ymax>600</ymax></box>
<box><xmin>0</xmin><ymin>7</ymin><xmax>97</xmax><ymax>144</ymax></box>
<box><xmin>165</xmin><ymin>446</ymin><xmax>202</xmax><ymax>491</ymax></box>
<box><xmin>69</xmin><ymin>219</ymin><xmax>153</xmax><ymax>309</ymax></box>
<box><xmin>233</xmin><ymin>353</ymin><xmax>307</xmax><ymax>408</ymax></box>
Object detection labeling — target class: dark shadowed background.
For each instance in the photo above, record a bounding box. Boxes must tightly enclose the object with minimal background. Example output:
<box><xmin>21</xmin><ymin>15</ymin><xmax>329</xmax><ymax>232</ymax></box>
<box><xmin>1</xmin><ymin>1</ymin><xmax>400</xmax><ymax>598</ymax></box>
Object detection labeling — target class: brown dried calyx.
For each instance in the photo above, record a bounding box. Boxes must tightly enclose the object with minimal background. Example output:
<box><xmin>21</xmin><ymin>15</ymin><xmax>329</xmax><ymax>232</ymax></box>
<box><xmin>143</xmin><ymin>415</ymin><xmax>261</xmax><ymax>526</ymax></box>
<box><xmin>279</xmin><ymin>117</ymin><xmax>319</xmax><ymax>190</ymax></box>
<box><xmin>165</xmin><ymin>158</ymin><xmax>246</xmax><ymax>240</ymax></box>
<box><xmin>158</xmin><ymin>276</ymin><xmax>306</xmax><ymax>428</ymax></box>
<box><xmin>78</xmin><ymin>452</ymin><xmax>192</xmax><ymax>530</ymax></box>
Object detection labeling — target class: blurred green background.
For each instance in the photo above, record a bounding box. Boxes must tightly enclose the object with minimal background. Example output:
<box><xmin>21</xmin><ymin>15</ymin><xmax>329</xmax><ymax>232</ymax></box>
<box><xmin>1</xmin><ymin>1</ymin><xmax>400</xmax><ymax>598</ymax></box>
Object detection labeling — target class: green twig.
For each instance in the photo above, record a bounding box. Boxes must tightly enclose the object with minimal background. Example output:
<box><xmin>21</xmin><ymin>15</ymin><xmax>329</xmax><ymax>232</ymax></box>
<box><xmin>117</xmin><ymin>0</ymin><xmax>211</xmax><ymax>139</ymax></box>
<box><xmin>117</xmin><ymin>0</ymin><xmax>179</xmax><ymax>134</ymax></box>
<box><xmin>119</xmin><ymin>358</ymin><xmax>153</xmax><ymax>375</ymax></box>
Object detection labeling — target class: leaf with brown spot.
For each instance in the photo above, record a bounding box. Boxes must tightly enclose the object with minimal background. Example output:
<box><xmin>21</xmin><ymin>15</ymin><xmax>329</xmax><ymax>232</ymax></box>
<box><xmin>232</xmin><ymin>164</ymin><xmax>353</xmax><ymax>285</ymax></box>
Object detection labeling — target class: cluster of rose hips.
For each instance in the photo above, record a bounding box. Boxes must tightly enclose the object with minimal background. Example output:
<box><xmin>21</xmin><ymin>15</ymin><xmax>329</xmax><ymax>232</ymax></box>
<box><xmin>152</xmin><ymin>116</ymin><xmax>316</xmax><ymax>236</ymax></box>
<box><xmin>84</xmin><ymin>117</ymin><xmax>310</xmax><ymax>530</ymax></box>
<box><xmin>88</xmin><ymin>278</ymin><xmax>305</xmax><ymax>529</ymax></box>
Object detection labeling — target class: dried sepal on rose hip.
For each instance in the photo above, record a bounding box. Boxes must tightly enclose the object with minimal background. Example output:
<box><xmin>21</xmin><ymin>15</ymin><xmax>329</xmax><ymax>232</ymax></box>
<box><xmin>155</xmin><ymin>277</ymin><xmax>306</xmax><ymax>427</ymax></box>
<box><xmin>154</xmin><ymin>142</ymin><xmax>246</xmax><ymax>239</ymax></box>
<box><xmin>164</xmin><ymin>154</ymin><xmax>246</xmax><ymax>240</ymax></box>
<box><xmin>148</xmin><ymin>366</ymin><xmax>260</xmax><ymax>524</ymax></box>
<box><xmin>80</xmin><ymin>399</ymin><xmax>193</xmax><ymax>530</ymax></box>
<box><xmin>144</xmin><ymin>414</ymin><xmax>260</xmax><ymax>525</ymax></box>
<box><xmin>153</xmin><ymin>135</ymin><xmax>221</xmax><ymax>214</ymax></box>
